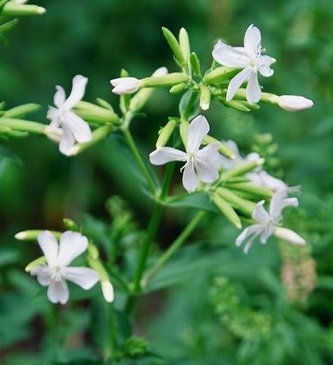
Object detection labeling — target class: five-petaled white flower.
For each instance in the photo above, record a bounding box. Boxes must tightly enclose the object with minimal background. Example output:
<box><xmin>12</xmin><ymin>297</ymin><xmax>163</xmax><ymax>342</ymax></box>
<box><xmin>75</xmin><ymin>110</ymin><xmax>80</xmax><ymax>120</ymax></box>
<box><xmin>46</xmin><ymin>75</ymin><xmax>92</xmax><ymax>155</ymax></box>
<box><xmin>236</xmin><ymin>189</ymin><xmax>306</xmax><ymax>253</ymax></box>
<box><xmin>212</xmin><ymin>24</ymin><xmax>276</xmax><ymax>103</ymax></box>
<box><xmin>149</xmin><ymin>115</ymin><xmax>221</xmax><ymax>193</ymax></box>
<box><xmin>30</xmin><ymin>230</ymin><xmax>100</xmax><ymax>304</ymax></box>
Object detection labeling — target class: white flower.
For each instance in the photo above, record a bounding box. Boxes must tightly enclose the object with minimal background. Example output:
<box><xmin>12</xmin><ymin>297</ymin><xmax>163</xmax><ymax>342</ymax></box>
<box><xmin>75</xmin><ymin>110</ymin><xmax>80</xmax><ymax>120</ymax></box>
<box><xmin>46</xmin><ymin>75</ymin><xmax>92</xmax><ymax>155</ymax></box>
<box><xmin>30</xmin><ymin>231</ymin><xmax>100</xmax><ymax>304</ymax></box>
<box><xmin>271</xmin><ymin>94</ymin><xmax>314</xmax><ymax>111</ymax></box>
<box><xmin>236</xmin><ymin>189</ymin><xmax>306</xmax><ymax>253</ymax></box>
<box><xmin>212</xmin><ymin>24</ymin><xmax>275</xmax><ymax>103</ymax></box>
<box><xmin>149</xmin><ymin>115</ymin><xmax>221</xmax><ymax>193</ymax></box>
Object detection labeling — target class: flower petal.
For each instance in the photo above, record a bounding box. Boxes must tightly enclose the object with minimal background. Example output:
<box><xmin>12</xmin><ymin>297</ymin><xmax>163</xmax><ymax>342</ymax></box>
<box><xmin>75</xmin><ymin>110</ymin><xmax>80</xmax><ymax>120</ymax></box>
<box><xmin>30</xmin><ymin>265</ymin><xmax>52</xmax><ymax>286</ymax></box>
<box><xmin>226</xmin><ymin>67</ymin><xmax>252</xmax><ymax>101</ymax></box>
<box><xmin>252</xmin><ymin>200</ymin><xmax>270</xmax><ymax>223</ymax></box>
<box><xmin>235</xmin><ymin>224</ymin><xmax>263</xmax><ymax>253</ymax></box>
<box><xmin>37</xmin><ymin>231</ymin><xmax>59</xmax><ymax>266</ymax></box>
<box><xmin>258</xmin><ymin>55</ymin><xmax>275</xmax><ymax>77</ymax></box>
<box><xmin>182</xmin><ymin>160</ymin><xmax>198</xmax><ymax>193</ymax></box>
<box><xmin>54</xmin><ymin>85</ymin><xmax>66</xmax><ymax>108</ymax></box>
<box><xmin>246</xmin><ymin>72</ymin><xmax>261</xmax><ymax>103</ymax></box>
<box><xmin>186</xmin><ymin>115</ymin><xmax>209</xmax><ymax>153</ymax></box>
<box><xmin>63</xmin><ymin>267</ymin><xmax>100</xmax><ymax>289</ymax></box>
<box><xmin>212</xmin><ymin>43</ymin><xmax>248</xmax><ymax>68</ymax></box>
<box><xmin>59</xmin><ymin>124</ymin><xmax>75</xmax><ymax>154</ymax></box>
<box><xmin>149</xmin><ymin>147</ymin><xmax>187</xmax><ymax>165</ymax></box>
<box><xmin>47</xmin><ymin>280</ymin><xmax>69</xmax><ymax>304</ymax></box>
<box><xmin>57</xmin><ymin>231</ymin><xmax>89</xmax><ymax>266</ymax></box>
<box><xmin>64</xmin><ymin>111</ymin><xmax>92</xmax><ymax>143</ymax></box>
<box><xmin>63</xmin><ymin>75</ymin><xmax>88</xmax><ymax>109</ymax></box>
<box><xmin>244</xmin><ymin>24</ymin><xmax>261</xmax><ymax>56</ymax></box>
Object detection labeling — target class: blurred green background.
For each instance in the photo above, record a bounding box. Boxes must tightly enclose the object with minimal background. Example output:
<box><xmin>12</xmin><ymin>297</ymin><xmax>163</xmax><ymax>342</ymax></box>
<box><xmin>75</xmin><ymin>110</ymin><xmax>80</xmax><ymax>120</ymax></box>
<box><xmin>0</xmin><ymin>0</ymin><xmax>332</xmax><ymax>364</ymax></box>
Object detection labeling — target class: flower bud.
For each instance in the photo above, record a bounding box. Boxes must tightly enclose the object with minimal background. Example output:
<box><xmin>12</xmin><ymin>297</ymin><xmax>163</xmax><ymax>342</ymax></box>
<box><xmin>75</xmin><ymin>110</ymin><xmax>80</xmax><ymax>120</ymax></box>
<box><xmin>274</xmin><ymin>227</ymin><xmax>306</xmax><ymax>245</ymax></box>
<box><xmin>101</xmin><ymin>281</ymin><xmax>114</xmax><ymax>303</ymax></box>
<box><xmin>204</xmin><ymin>66</ymin><xmax>237</xmax><ymax>84</ymax></box>
<box><xmin>274</xmin><ymin>95</ymin><xmax>313</xmax><ymax>111</ymax></box>
<box><xmin>216</xmin><ymin>187</ymin><xmax>255</xmax><ymax>216</ymax></box>
<box><xmin>3</xmin><ymin>2</ymin><xmax>46</xmax><ymax>16</ymax></box>
<box><xmin>65</xmin><ymin>124</ymin><xmax>113</xmax><ymax>156</ymax></box>
<box><xmin>155</xmin><ymin>119</ymin><xmax>177</xmax><ymax>148</ymax></box>
<box><xmin>110</xmin><ymin>77</ymin><xmax>141</xmax><ymax>95</ymax></box>
<box><xmin>162</xmin><ymin>27</ymin><xmax>186</xmax><ymax>66</ymax></box>
<box><xmin>199</xmin><ymin>84</ymin><xmax>211</xmax><ymax>111</ymax></box>
<box><xmin>178</xmin><ymin>27</ymin><xmax>191</xmax><ymax>62</ymax></box>
<box><xmin>211</xmin><ymin>192</ymin><xmax>242</xmax><ymax>228</ymax></box>
<box><xmin>3</xmin><ymin>103</ymin><xmax>40</xmax><ymax>118</ymax></box>
<box><xmin>141</xmin><ymin>72</ymin><xmax>188</xmax><ymax>88</ymax></box>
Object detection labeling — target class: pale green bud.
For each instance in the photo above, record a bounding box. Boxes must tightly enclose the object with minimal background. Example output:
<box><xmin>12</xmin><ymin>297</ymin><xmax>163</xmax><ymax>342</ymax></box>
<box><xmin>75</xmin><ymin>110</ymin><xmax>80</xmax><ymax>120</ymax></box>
<box><xmin>199</xmin><ymin>84</ymin><xmax>211</xmax><ymax>111</ymax></box>
<box><xmin>0</xmin><ymin>118</ymin><xmax>45</xmax><ymax>134</ymax></box>
<box><xmin>63</xmin><ymin>218</ymin><xmax>80</xmax><ymax>231</ymax></box>
<box><xmin>87</xmin><ymin>254</ymin><xmax>114</xmax><ymax>303</ymax></box>
<box><xmin>169</xmin><ymin>82</ymin><xmax>187</xmax><ymax>94</ymax></box>
<box><xmin>179</xmin><ymin>119</ymin><xmax>189</xmax><ymax>147</ymax></box>
<box><xmin>211</xmin><ymin>192</ymin><xmax>242</xmax><ymax>228</ymax></box>
<box><xmin>141</xmin><ymin>72</ymin><xmax>188</xmax><ymax>88</ymax></box>
<box><xmin>162</xmin><ymin>27</ymin><xmax>186</xmax><ymax>66</ymax></box>
<box><xmin>190</xmin><ymin>52</ymin><xmax>201</xmax><ymax>77</ymax></box>
<box><xmin>223</xmin><ymin>99</ymin><xmax>259</xmax><ymax>112</ymax></box>
<box><xmin>178</xmin><ymin>27</ymin><xmax>191</xmax><ymax>62</ymax></box>
<box><xmin>2</xmin><ymin>103</ymin><xmax>40</xmax><ymax>118</ymax></box>
<box><xmin>65</xmin><ymin>124</ymin><xmax>113</xmax><ymax>156</ymax></box>
<box><xmin>203</xmin><ymin>135</ymin><xmax>235</xmax><ymax>159</ymax></box>
<box><xmin>25</xmin><ymin>256</ymin><xmax>46</xmax><ymax>273</ymax></box>
<box><xmin>155</xmin><ymin>119</ymin><xmax>177</xmax><ymax>148</ymax></box>
<box><xmin>221</xmin><ymin>158</ymin><xmax>265</xmax><ymax>181</ymax></box>
<box><xmin>224</xmin><ymin>182</ymin><xmax>272</xmax><ymax>199</ymax></box>
<box><xmin>3</xmin><ymin>2</ymin><xmax>46</xmax><ymax>16</ymax></box>
<box><xmin>15</xmin><ymin>229</ymin><xmax>61</xmax><ymax>240</ymax></box>
<box><xmin>204</xmin><ymin>66</ymin><xmax>237</xmax><ymax>84</ymax></box>
<box><xmin>74</xmin><ymin>101</ymin><xmax>119</xmax><ymax>125</ymax></box>
<box><xmin>215</xmin><ymin>187</ymin><xmax>255</xmax><ymax>216</ymax></box>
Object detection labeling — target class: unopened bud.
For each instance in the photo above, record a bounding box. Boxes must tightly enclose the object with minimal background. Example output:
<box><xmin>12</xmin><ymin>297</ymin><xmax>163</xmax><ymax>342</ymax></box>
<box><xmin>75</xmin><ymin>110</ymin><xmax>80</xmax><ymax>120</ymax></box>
<box><xmin>155</xmin><ymin>119</ymin><xmax>177</xmax><ymax>148</ymax></box>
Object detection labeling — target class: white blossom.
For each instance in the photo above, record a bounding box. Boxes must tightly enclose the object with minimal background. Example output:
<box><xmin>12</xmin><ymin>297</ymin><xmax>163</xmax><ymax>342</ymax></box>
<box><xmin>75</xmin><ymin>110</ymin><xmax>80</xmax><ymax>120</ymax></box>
<box><xmin>212</xmin><ymin>24</ymin><xmax>275</xmax><ymax>103</ymax></box>
<box><xmin>29</xmin><ymin>231</ymin><xmax>100</xmax><ymax>304</ymax></box>
<box><xmin>46</xmin><ymin>75</ymin><xmax>92</xmax><ymax>155</ymax></box>
<box><xmin>236</xmin><ymin>189</ymin><xmax>306</xmax><ymax>253</ymax></box>
<box><xmin>149</xmin><ymin>115</ymin><xmax>221</xmax><ymax>193</ymax></box>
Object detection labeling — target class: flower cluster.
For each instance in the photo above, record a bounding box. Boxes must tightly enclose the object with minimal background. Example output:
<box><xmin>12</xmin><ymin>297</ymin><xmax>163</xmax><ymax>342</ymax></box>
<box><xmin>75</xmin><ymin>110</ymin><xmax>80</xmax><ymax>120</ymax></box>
<box><xmin>14</xmin><ymin>24</ymin><xmax>312</xmax><ymax>308</ymax></box>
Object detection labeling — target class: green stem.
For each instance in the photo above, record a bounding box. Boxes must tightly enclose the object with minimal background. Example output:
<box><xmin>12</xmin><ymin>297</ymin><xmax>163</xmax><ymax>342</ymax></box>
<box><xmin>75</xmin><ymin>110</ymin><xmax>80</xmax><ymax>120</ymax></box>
<box><xmin>121</xmin><ymin>126</ymin><xmax>156</xmax><ymax>194</ymax></box>
<box><xmin>142</xmin><ymin>210</ymin><xmax>206</xmax><ymax>286</ymax></box>
<box><xmin>125</xmin><ymin>162</ymin><xmax>175</xmax><ymax>314</ymax></box>
<box><xmin>104</xmin><ymin>304</ymin><xmax>117</xmax><ymax>361</ymax></box>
